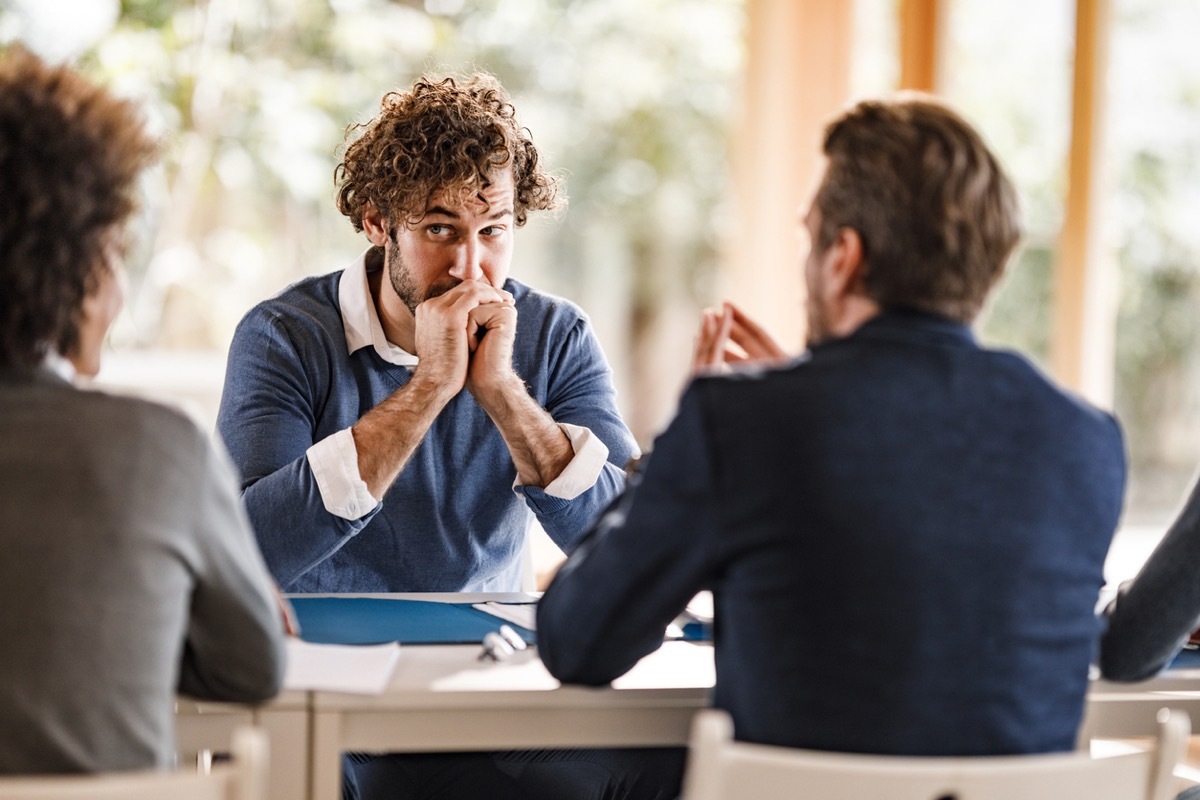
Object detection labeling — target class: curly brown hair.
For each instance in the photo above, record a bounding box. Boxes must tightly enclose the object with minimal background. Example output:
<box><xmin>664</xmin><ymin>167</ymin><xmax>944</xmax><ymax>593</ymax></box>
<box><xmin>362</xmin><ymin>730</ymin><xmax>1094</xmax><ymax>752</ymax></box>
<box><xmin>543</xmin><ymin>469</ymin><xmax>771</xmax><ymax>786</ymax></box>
<box><xmin>0</xmin><ymin>46</ymin><xmax>157</xmax><ymax>370</ymax></box>
<box><xmin>335</xmin><ymin>73</ymin><xmax>563</xmax><ymax>231</ymax></box>
<box><xmin>815</xmin><ymin>96</ymin><xmax>1022</xmax><ymax>323</ymax></box>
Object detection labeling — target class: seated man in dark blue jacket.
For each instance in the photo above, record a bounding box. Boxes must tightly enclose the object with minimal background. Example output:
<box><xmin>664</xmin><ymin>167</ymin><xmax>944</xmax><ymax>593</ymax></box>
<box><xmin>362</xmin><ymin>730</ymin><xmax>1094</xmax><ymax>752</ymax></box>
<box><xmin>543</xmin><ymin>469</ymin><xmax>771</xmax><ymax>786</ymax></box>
<box><xmin>537</xmin><ymin>96</ymin><xmax>1127</xmax><ymax>775</ymax></box>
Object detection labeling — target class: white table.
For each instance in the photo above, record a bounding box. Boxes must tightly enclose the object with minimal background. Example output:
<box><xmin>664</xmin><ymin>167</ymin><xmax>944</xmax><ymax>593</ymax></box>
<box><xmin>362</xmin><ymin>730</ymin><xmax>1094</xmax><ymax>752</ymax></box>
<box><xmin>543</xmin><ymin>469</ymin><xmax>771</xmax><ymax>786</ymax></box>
<box><xmin>309</xmin><ymin>639</ymin><xmax>714</xmax><ymax>800</ymax></box>
<box><xmin>1083</xmin><ymin>667</ymin><xmax>1200</xmax><ymax>742</ymax></box>
<box><xmin>175</xmin><ymin>690</ymin><xmax>309</xmax><ymax>800</ymax></box>
<box><xmin>175</xmin><ymin>593</ymin><xmax>716</xmax><ymax>800</ymax></box>
<box><xmin>184</xmin><ymin>592</ymin><xmax>1200</xmax><ymax>799</ymax></box>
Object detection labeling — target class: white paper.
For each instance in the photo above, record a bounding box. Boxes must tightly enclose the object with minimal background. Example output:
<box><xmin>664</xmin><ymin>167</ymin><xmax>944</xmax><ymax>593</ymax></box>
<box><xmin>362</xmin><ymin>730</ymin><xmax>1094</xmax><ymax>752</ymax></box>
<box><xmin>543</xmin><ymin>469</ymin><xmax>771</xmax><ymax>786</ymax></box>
<box><xmin>472</xmin><ymin>601</ymin><xmax>537</xmax><ymax>631</ymax></box>
<box><xmin>686</xmin><ymin>591</ymin><xmax>713</xmax><ymax>622</ymax></box>
<box><xmin>284</xmin><ymin>639</ymin><xmax>401</xmax><ymax>694</ymax></box>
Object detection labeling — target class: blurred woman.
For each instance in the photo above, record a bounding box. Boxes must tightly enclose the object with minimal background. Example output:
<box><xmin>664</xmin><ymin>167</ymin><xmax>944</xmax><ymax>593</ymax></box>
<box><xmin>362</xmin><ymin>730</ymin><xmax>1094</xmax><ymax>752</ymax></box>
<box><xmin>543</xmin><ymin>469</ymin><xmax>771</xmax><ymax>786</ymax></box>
<box><xmin>0</xmin><ymin>45</ymin><xmax>287</xmax><ymax>774</ymax></box>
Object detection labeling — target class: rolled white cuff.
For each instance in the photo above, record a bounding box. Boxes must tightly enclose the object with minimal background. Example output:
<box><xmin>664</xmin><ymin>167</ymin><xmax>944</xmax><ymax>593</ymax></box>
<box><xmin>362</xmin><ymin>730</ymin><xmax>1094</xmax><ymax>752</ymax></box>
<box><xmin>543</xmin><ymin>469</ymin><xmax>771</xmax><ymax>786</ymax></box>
<box><xmin>514</xmin><ymin>422</ymin><xmax>609</xmax><ymax>500</ymax></box>
<box><xmin>306</xmin><ymin>428</ymin><xmax>380</xmax><ymax>520</ymax></box>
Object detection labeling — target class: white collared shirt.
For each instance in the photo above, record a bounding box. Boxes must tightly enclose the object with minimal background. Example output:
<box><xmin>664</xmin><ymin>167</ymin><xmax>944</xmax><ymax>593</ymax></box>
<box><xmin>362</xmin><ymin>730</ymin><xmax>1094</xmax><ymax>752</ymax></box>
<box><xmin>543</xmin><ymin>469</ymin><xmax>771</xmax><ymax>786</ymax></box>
<box><xmin>305</xmin><ymin>250</ymin><xmax>609</xmax><ymax>520</ymax></box>
<box><xmin>43</xmin><ymin>350</ymin><xmax>77</xmax><ymax>383</ymax></box>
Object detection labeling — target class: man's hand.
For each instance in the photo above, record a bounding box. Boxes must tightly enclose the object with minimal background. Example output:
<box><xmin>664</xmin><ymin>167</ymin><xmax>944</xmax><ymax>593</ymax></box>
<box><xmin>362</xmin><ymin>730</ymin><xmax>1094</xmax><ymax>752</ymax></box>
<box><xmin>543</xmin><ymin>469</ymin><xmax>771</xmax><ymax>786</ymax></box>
<box><xmin>352</xmin><ymin>280</ymin><xmax>515</xmax><ymax>500</ymax></box>
<box><xmin>442</xmin><ymin>285</ymin><xmax>572</xmax><ymax>489</ymax></box>
<box><xmin>409</xmin><ymin>280</ymin><xmax>515</xmax><ymax>402</ymax></box>
<box><xmin>461</xmin><ymin>291</ymin><xmax>573</xmax><ymax>488</ymax></box>
<box><xmin>276</xmin><ymin>587</ymin><xmax>300</xmax><ymax>637</ymax></box>
<box><xmin>692</xmin><ymin>301</ymin><xmax>788</xmax><ymax>375</ymax></box>
<box><xmin>465</xmin><ymin>297</ymin><xmax>520</xmax><ymax>402</ymax></box>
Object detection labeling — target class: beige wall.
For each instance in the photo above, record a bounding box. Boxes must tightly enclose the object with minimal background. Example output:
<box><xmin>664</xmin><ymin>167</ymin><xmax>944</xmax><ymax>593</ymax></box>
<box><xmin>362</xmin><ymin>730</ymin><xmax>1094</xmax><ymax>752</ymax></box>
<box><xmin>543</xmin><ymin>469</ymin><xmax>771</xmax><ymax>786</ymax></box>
<box><xmin>724</xmin><ymin>0</ymin><xmax>855</xmax><ymax>352</ymax></box>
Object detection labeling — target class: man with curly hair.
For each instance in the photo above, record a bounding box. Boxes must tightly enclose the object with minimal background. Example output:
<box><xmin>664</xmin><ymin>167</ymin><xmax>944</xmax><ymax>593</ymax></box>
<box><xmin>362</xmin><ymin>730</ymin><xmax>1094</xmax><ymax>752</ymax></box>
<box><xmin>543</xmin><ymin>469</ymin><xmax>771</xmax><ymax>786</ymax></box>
<box><xmin>219</xmin><ymin>73</ymin><xmax>635</xmax><ymax>596</ymax></box>
<box><xmin>217</xmin><ymin>74</ymin><xmax>677</xmax><ymax>799</ymax></box>
<box><xmin>0</xmin><ymin>46</ymin><xmax>287</xmax><ymax>773</ymax></box>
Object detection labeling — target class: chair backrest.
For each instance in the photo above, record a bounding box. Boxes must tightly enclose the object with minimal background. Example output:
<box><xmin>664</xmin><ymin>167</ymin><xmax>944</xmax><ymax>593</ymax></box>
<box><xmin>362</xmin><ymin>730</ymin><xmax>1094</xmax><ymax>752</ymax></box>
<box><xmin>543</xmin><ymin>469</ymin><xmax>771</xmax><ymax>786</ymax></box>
<box><xmin>681</xmin><ymin>708</ymin><xmax>1190</xmax><ymax>800</ymax></box>
<box><xmin>0</xmin><ymin>725</ymin><xmax>268</xmax><ymax>800</ymax></box>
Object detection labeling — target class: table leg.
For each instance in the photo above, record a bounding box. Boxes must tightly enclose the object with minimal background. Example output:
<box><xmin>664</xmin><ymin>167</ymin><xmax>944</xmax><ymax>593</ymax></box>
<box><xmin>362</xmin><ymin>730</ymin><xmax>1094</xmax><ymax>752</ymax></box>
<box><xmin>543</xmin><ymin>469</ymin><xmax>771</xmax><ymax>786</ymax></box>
<box><xmin>256</xmin><ymin>708</ymin><xmax>311</xmax><ymax>800</ymax></box>
<box><xmin>311</xmin><ymin>710</ymin><xmax>345</xmax><ymax>800</ymax></box>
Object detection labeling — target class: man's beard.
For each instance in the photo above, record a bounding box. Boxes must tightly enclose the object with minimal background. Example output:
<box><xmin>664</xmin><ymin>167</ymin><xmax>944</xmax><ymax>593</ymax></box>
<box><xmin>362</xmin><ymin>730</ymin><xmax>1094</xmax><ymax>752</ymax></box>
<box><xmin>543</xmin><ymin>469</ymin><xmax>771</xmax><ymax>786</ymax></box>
<box><xmin>804</xmin><ymin>269</ymin><xmax>830</xmax><ymax>347</ymax></box>
<box><xmin>386</xmin><ymin>246</ymin><xmax>460</xmax><ymax>314</ymax></box>
<box><xmin>804</xmin><ymin>298</ymin><xmax>829</xmax><ymax>347</ymax></box>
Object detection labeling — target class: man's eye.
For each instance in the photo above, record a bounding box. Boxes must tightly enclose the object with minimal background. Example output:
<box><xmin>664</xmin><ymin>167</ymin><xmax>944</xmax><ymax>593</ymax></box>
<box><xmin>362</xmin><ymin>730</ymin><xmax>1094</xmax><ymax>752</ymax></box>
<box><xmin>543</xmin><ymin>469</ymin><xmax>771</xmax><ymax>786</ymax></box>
<box><xmin>481</xmin><ymin>226</ymin><xmax>504</xmax><ymax>236</ymax></box>
<box><xmin>428</xmin><ymin>224</ymin><xmax>450</xmax><ymax>235</ymax></box>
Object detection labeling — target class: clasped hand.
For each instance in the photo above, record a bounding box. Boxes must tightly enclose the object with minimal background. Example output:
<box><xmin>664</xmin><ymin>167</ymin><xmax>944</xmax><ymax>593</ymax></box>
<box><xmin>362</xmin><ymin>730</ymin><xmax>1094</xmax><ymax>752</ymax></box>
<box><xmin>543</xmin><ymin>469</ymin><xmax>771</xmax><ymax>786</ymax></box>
<box><xmin>410</xmin><ymin>280</ymin><xmax>521</xmax><ymax>405</ymax></box>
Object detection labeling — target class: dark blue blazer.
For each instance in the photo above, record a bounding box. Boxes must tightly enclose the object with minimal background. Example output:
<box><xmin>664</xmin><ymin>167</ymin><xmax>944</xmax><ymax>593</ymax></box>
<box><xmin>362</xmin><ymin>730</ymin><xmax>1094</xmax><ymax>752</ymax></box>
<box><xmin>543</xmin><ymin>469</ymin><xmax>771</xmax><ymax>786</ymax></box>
<box><xmin>538</xmin><ymin>309</ymin><xmax>1126</xmax><ymax>756</ymax></box>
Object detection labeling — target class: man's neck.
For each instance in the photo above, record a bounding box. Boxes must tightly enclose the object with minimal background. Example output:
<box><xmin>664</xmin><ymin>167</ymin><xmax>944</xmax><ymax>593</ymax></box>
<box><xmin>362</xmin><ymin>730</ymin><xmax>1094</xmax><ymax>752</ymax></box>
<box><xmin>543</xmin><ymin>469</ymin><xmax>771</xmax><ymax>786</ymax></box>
<box><xmin>819</xmin><ymin>296</ymin><xmax>881</xmax><ymax>344</ymax></box>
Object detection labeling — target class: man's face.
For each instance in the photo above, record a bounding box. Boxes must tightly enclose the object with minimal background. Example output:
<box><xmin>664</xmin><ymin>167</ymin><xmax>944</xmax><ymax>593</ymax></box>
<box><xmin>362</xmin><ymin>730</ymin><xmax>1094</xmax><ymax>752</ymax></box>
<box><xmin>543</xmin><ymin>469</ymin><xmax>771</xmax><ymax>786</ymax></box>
<box><xmin>801</xmin><ymin>198</ymin><xmax>833</xmax><ymax>347</ymax></box>
<box><xmin>385</xmin><ymin>169</ymin><xmax>516</xmax><ymax>314</ymax></box>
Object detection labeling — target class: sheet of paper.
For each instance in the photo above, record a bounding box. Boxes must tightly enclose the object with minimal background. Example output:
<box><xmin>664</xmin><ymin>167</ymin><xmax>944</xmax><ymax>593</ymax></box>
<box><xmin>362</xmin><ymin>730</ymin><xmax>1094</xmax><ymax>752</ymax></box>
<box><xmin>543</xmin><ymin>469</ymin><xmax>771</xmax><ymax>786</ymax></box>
<box><xmin>686</xmin><ymin>590</ymin><xmax>714</xmax><ymax>622</ymax></box>
<box><xmin>472</xmin><ymin>601</ymin><xmax>537</xmax><ymax>631</ymax></box>
<box><xmin>284</xmin><ymin>639</ymin><xmax>401</xmax><ymax>694</ymax></box>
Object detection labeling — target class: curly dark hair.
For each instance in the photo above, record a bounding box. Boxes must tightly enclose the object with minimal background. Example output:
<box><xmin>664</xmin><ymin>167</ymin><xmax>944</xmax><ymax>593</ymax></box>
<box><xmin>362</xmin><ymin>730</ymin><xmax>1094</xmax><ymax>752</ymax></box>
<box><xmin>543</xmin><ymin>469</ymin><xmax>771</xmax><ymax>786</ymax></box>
<box><xmin>815</xmin><ymin>96</ymin><xmax>1022</xmax><ymax>323</ymax></box>
<box><xmin>335</xmin><ymin>73</ymin><xmax>563</xmax><ymax>231</ymax></box>
<box><xmin>0</xmin><ymin>46</ymin><xmax>157</xmax><ymax>370</ymax></box>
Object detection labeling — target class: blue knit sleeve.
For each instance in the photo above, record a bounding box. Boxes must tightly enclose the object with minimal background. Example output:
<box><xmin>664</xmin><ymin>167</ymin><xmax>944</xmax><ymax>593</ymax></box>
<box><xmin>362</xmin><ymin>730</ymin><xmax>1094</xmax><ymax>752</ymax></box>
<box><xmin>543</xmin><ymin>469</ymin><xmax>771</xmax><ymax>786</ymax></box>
<box><xmin>216</xmin><ymin>305</ymin><xmax>380</xmax><ymax>588</ymax></box>
<box><xmin>517</xmin><ymin>312</ymin><xmax>640</xmax><ymax>553</ymax></box>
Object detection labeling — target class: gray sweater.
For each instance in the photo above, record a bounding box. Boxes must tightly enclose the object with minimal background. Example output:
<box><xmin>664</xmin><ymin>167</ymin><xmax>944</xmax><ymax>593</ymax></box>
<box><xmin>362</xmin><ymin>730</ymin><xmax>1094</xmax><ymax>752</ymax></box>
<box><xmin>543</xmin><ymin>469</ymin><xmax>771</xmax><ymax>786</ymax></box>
<box><xmin>0</xmin><ymin>368</ymin><xmax>287</xmax><ymax>774</ymax></box>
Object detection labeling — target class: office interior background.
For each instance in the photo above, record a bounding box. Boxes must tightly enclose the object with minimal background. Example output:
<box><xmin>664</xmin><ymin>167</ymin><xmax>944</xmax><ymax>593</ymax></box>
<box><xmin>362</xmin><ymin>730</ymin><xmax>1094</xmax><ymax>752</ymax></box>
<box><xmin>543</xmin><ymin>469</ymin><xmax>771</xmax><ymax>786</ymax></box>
<box><xmin>3</xmin><ymin>0</ymin><xmax>1199</xmax><ymax>580</ymax></box>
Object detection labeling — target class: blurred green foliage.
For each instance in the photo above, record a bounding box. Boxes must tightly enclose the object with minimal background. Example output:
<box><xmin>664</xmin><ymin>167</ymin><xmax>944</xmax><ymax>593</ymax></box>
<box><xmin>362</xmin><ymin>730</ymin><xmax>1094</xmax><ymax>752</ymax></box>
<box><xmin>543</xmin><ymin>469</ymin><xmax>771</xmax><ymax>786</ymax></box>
<box><xmin>4</xmin><ymin>0</ymin><xmax>1200</xmax><ymax>518</ymax></box>
<box><xmin>6</xmin><ymin>0</ymin><xmax>737</xmax><ymax>336</ymax></box>
<box><xmin>2</xmin><ymin>0</ymin><xmax>740</xmax><ymax>440</ymax></box>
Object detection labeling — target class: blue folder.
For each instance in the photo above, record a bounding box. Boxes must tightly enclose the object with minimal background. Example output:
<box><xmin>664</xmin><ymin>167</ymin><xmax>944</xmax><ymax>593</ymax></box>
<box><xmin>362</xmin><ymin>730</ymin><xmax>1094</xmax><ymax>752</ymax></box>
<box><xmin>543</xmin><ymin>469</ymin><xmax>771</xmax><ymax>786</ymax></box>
<box><xmin>1168</xmin><ymin>646</ymin><xmax>1200</xmax><ymax>670</ymax></box>
<box><xmin>289</xmin><ymin>597</ymin><xmax>536</xmax><ymax>646</ymax></box>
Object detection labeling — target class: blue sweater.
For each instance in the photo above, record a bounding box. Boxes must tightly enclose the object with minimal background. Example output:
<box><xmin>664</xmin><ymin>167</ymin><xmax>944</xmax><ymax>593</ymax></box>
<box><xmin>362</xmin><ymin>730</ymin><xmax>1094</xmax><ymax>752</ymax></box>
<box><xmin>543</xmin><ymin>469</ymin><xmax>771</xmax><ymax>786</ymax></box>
<box><xmin>539</xmin><ymin>310</ymin><xmax>1126</xmax><ymax>756</ymax></box>
<box><xmin>216</xmin><ymin>269</ymin><xmax>637</xmax><ymax>592</ymax></box>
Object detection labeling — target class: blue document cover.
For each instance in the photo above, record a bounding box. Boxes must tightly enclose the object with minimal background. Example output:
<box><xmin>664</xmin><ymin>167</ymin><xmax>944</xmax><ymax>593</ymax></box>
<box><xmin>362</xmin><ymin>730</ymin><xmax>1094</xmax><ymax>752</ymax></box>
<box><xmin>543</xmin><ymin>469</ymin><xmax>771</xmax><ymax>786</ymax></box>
<box><xmin>1169</xmin><ymin>647</ymin><xmax>1200</xmax><ymax>670</ymax></box>
<box><xmin>289</xmin><ymin>597</ymin><xmax>536</xmax><ymax>645</ymax></box>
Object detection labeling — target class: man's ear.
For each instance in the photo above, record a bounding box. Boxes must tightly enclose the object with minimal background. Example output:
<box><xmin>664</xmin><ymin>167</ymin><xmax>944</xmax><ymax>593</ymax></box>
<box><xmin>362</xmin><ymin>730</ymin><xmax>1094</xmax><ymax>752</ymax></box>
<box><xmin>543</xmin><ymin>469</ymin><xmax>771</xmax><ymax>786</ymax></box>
<box><xmin>826</xmin><ymin>227</ymin><xmax>867</xmax><ymax>298</ymax></box>
<box><xmin>362</xmin><ymin>203</ymin><xmax>389</xmax><ymax>247</ymax></box>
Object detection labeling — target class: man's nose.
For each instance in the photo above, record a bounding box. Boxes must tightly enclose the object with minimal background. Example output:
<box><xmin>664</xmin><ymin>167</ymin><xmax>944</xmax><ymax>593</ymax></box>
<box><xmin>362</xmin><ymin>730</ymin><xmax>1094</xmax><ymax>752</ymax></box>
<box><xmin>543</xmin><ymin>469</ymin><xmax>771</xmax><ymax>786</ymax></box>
<box><xmin>449</xmin><ymin>238</ymin><xmax>484</xmax><ymax>281</ymax></box>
